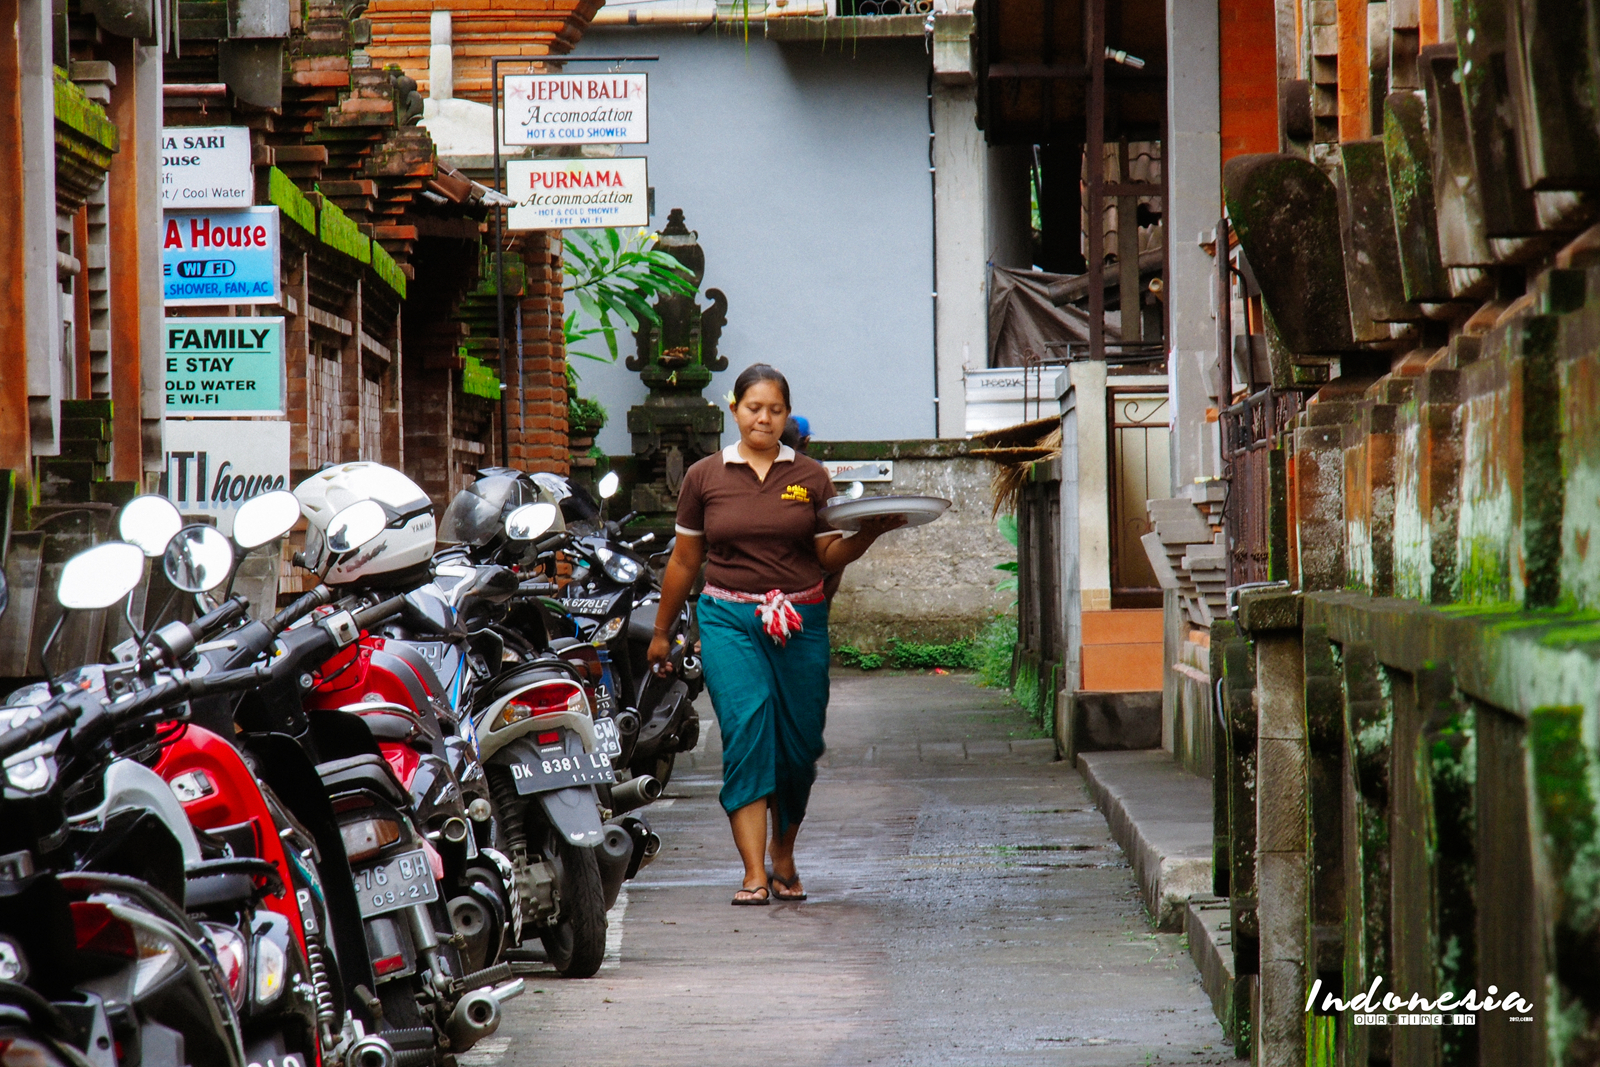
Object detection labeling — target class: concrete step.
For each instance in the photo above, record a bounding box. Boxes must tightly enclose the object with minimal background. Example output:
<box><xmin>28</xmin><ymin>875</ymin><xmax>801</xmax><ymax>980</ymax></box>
<box><xmin>1187</xmin><ymin>894</ymin><xmax>1247</xmax><ymax>1055</ymax></box>
<box><xmin>1077</xmin><ymin>749</ymin><xmax>1214</xmax><ymax>931</ymax></box>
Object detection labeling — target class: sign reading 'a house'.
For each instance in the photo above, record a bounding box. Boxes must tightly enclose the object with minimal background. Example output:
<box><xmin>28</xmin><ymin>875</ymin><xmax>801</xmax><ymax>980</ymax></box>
<box><xmin>163</xmin><ymin>207</ymin><xmax>281</xmax><ymax>306</ymax></box>
<box><xmin>163</xmin><ymin>317</ymin><xmax>285</xmax><ymax>416</ymax></box>
<box><xmin>502</xmin><ymin>74</ymin><xmax>648</xmax><ymax>146</ymax></box>
<box><xmin>505</xmin><ymin>158</ymin><xmax>649</xmax><ymax>230</ymax></box>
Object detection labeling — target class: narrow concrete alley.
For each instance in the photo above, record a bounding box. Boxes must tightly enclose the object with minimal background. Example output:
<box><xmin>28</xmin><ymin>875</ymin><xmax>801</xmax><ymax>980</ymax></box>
<box><xmin>485</xmin><ymin>672</ymin><xmax>1239</xmax><ymax>1067</ymax></box>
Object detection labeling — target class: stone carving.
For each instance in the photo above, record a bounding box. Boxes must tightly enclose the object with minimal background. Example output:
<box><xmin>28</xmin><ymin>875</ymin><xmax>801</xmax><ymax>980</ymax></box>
<box><xmin>624</xmin><ymin>209</ymin><xmax>728</xmax><ymax>522</ymax></box>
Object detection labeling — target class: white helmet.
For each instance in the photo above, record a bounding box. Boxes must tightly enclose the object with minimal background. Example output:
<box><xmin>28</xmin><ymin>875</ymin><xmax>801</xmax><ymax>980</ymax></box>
<box><xmin>294</xmin><ymin>462</ymin><xmax>437</xmax><ymax>586</ymax></box>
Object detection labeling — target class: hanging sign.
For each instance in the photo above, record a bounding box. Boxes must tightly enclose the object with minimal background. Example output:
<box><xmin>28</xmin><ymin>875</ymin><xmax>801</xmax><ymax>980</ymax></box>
<box><xmin>161</xmin><ymin>126</ymin><xmax>254</xmax><ymax>208</ymax></box>
<box><xmin>163</xmin><ymin>207</ymin><xmax>281</xmax><ymax>306</ymax></box>
<box><xmin>163</xmin><ymin>316</ymin><xmax>285</xmax><ymax>416</ymax></box>
<box><xmin>505</xmin><ymin>158</ymin><xmax>649</xmax><ymax>231</ymax></box>
<box><xmin>162</xmin><ymin>420</ymin><xmax>291</xmax><ymax>536</ymax></box>
<box><xmin>502</xmin><ymin>74</ymin><xmax>648</xmax><ymax>146</ymax></box>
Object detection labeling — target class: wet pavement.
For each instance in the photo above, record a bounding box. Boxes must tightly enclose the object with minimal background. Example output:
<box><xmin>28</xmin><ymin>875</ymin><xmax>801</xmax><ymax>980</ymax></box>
<box><xmin>482</xmin><ymin>671</ymin><xmax>1241</xmax><ymax>1067</ymax></box>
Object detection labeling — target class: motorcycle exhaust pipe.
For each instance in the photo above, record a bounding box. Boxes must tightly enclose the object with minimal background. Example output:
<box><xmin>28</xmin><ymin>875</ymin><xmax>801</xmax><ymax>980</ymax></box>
<box><xmin>609</xmin><ymin>774</ymin><xmax>661</xmax><ymax>816</ymax></box>
<box><xmin>348</xmin><ymin>1035</ymin><xmax>396</xmax><ymax>1067</ymax></box>
<box><xmin>445</xmin><ymin>989</ymin><xmax>502</xmax><ymax>1052</ymax></box>
<box><xmin>618</xmin><ymin>812</ymin><xmax>660</xmax><ymax>878</ymax></box>
<box><xmin>596</xmin><ymin>822</ymin><xmax>634</xmax><ymax>911</ymax></box>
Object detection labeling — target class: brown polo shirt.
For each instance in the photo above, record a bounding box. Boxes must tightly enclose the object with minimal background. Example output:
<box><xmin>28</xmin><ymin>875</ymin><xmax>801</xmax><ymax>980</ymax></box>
<box><xmin>675</xmin><ymin>443</ymin><xmax>841</xmax><ymax>594</ymax></box>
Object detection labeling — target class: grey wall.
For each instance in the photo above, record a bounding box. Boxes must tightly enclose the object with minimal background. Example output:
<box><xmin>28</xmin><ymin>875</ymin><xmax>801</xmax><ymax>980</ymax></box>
<box><xmin>573</xmin><ymin>27</ymin><xmax>937</xmax><ymax>453</ymax></box>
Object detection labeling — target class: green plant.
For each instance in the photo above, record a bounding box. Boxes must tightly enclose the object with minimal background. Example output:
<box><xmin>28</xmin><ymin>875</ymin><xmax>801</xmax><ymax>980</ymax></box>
<box><xmin>994</xmin><ymin>514</ymin><xmax>1020</xmax><ymax>593</ymax></box>
<box><xmin>834</xmin><ymin>645</ymin><xmax>885</xmax><ymax>670</ymax></box>
<box><xmin>567</xmin><ymin>396</ymin><xmax>607</xmax><ymax>431</ymax></box>
<box><xmin>973</xmin><ymin>615</ymin><xmax>1018</xmax><ymax>689</ymax></box>
<box><xmin>562</xmin><ymin>228</ymin><xmax>698</xmax><ymax>364</ymax></box>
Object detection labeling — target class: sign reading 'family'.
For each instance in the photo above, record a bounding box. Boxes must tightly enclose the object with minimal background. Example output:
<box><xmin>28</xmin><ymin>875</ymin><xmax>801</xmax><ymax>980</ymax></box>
<box><xmin>505</xmin><ymin>158</ymin><xmax>649</xmax><ymax>231</ymax></box>
<box><xmin>163</xmin><ymin>317</ymin><xmax>285</xmax><ymax>416</ymax></box>
<box><xmin>502</xmin><ymin>74</ymin><xmax>648</xmax><ymax>146</ymax></box>
<box><xmin>163</xmin><ymin>207</ymin><xmax>280</xmax><ymax>306</ymax></box>
<box><xmin>161</xmin><ymin>126</ymin><xmax>253</xmax><ymax>207</ymax></box>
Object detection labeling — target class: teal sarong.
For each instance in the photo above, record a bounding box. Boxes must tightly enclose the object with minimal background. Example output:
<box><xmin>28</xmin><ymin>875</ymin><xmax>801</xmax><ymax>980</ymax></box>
<box><xmin>697</xmin><ymin>594</ymin><xmax>830</xmax><ymax>834</ymax></box>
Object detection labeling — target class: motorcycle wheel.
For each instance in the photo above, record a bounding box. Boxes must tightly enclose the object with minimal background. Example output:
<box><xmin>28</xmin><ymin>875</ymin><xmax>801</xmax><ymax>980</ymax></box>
<box><xmin>538</xmin><ymin>838</ymin><xmax>607</xmax><ymax>979</ymax></box>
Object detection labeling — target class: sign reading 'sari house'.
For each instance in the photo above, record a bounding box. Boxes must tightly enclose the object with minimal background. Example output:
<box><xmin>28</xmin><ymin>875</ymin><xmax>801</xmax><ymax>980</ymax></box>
<box><xmin>502</xmin><ymin>74</ymin><xmax>648</xmax><ymax>146</ymax></box>
<box><xmin>161</xmin><ymin>126</ymin><xmax>253</xmax><ymax>207</ymax></box>
<box><xmin>506</xmin><ymin>158</ymin><xmax>649</xmax><ymax>231</ymax></box>
<box><xmin>164</xmin><ymin>317</ymin><xmax>285</xmax><ymax>416</ymax></box>
<box><xmin>163</xmin><ymin>207</ymin><xmax>281</xmax><ymax>306</ymax></box>
<box><xmin>162</xmin><ymin>420</ymin><xmax>291</xmax><ymax>536</ymax></box>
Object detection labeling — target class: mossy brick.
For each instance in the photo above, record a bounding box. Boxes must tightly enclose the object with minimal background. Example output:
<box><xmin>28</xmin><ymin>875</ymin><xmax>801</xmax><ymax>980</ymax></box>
<box><xmin>1499</xmin><ymin>314</ymin><xmax>1564</xmax><ymax>609</ymax></box>
<box><xmin>1448</xmin><ymin>0</ymin><xmax>1539</xmax><ymax>237</ymax></box>
<box><xmin>1502</xmin><ymin>0</ymin><xmax>1600</xmax><ymax>190</ymax></box>
<box><xmin>1223</xmin><ymin>154</ymin><xmax>1355</xmax><ymax>355</ymax></box>
<box><xmin>60</xmin><ymin>398</ymin><xmax>112</xmax><ymax>419</ymax></box>
<box><xmin>1383</xmin><ymin>92</ymin><xmax>1450</xmax><ymax>303</ymax></box>
<box><xmin>56</xmin><ymin>439</ymin><xmax>109</xmax><ymax>463</ymax></box>
<box><xmin>1336</xmin><ymin>140</ymin><xmax>1415</xmax><ymax>333</ymax></box>
<box><xmin>1560</xmin><ymin>327</ymin><xmax>1600</xmax><ymax>610</ymax></box>
<box><xmin>59</xmin><ymin>418</ymin><xmax>109</xmax><ymax>442</ymax></box>
<box><xmin>88</xmin><ymin>480</ymin><xmax>137</xmax><ymax>506</ymax></box>
<box><xmin>1239</xmin><ymin>589</ymin><xmax>1303</xmax><ymax>633</ymax></box>
<box><xmin>1420</xmin><ymin>45</ymin><xmax>1496</xmax><ymax>269</ymax></box>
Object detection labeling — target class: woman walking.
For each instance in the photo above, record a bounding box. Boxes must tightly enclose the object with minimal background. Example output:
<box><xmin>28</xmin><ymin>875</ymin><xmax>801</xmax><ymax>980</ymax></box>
<box><xmin>647</xmin><ymin>364</ymin><xmax>903</xmax><ymax>904</ymax></box>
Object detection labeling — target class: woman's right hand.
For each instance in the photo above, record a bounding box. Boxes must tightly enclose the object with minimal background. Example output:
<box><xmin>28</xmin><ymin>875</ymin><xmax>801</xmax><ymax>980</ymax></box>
<box><xmin>647</xmin><ymin>633</ymin><xmax>674</xmax><ymax>676</ymax></box>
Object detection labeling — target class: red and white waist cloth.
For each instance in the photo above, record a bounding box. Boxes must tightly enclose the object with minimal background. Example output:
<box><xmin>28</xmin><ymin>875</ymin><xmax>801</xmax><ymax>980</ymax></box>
<box><xmin>702</xmin><ymin>580</ymin><xmax>825</xmax><ymax>648</ymax></box>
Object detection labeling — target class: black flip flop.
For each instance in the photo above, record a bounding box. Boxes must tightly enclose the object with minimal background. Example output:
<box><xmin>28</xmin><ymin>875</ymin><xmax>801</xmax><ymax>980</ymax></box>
<box><xmin>770</xmin><ymin>872</ymin><xmax>807</xmax><ymax>901</ymax></box>
<box><xmin>731</xmin><ymin>884</ymin><xmax>770</xmax><ymax>906</ymax></box>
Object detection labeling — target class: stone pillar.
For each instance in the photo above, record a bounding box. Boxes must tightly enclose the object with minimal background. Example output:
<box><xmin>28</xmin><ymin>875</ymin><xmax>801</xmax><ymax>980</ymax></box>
<box><xmin>428</xmin><ymin>12</ymin><xmax>452</xmax><ymax>101</ymax></box>
<box><xmin>1239</xmin><ymin>588</ymin><xmax>1305</xmax><ymax>1067</ymax></box>
<box><xmin>0</xmin><ymin>0</ymin><xmax>30</xmax><ymax>485</ymax></box>
<box><xmin>509</xmin><ymin>231</ymin><xmax>569</xmax><ymax>475</ymax></box>
<box><xmin>19</xmin><ymin>0</ymin><xmax>58</xmax><ymax>459</ymax></box>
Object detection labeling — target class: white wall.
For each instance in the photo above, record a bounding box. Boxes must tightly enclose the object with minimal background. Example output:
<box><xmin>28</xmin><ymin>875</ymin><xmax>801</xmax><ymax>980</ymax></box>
<box><xmin>574</xmin><ymin>27</ymin><xmax>937</xmax><ymax>453</ymax></box>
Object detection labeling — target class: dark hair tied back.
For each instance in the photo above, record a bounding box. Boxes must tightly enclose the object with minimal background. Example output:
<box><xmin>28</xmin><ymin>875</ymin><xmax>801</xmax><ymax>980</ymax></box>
<box><xmin>732</xmin><ymin>363</ymin><xmax>791</xmax><ymax>410</ymax></box>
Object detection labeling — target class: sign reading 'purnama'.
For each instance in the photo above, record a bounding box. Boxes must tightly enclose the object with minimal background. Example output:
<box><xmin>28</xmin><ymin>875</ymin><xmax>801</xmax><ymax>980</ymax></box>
<box><xmin>505</xmin><ymin>158</ymin><xmax>649</xmax><ymax>230</ymax></box>
<box><xmin>502</xmin><ymin>74</ymin><xmax>648</xmax><ymax>146</ymax></box>
<box><xmin>163</xmin><ymin>317</ymin><xmax>285</xmax><ymax>416</ymax></box>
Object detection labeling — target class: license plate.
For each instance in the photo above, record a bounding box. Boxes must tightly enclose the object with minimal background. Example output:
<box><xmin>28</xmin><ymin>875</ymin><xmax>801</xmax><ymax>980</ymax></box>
<box><xmin>593</xmin><ymin>713</ymin><xmax>622</xmax><ymax>758</ymax></box>
<box><xmin>352</xmin><ymin>849</ymin><xmax>439</xmax><ymax>918</ymax></box>
<box><xmin>510</xmin><ymin>749</ymin><xmax>616</xmax><ymax>794</ymax></box>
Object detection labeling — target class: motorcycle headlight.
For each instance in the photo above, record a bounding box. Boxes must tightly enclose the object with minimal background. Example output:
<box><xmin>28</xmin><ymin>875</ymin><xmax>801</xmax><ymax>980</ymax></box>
<box><xmin>591</xmin><ymin>616</ymin><xmax>625</xmax><ymax>644</ymax></box>
<box><xmin>253</xmin><ymin>935</ymin><xmax>286</xmax><ymax>1006</ymax></box>
<box><xmin>202</xmin><ymin>923</ymin><xmax>247</xmax><ymax>1008</ymax></box>
<box><xmin>596</xmin><ymin>546</ymin><xmax>642</xmax><ymax>585</ymax></box>
<box><xmin>0</xmin><ymin>936</ymin><xmax>29</xmax><ymax>983</ymax></box>
<box><xmin>340</xmin><ymin>817</ymin><xmax>403</xmax><ymax>862</ymax></box>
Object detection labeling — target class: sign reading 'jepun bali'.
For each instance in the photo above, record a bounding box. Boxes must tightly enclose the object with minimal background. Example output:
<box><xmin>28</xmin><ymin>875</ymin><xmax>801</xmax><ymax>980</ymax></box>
<box><xmin>502</xmin><ymin>74</ymin><xmax>648</xmax><ymax>146</ymax></box>
<box><xmin>162</xmin><ymin>207</ymin><xmax>280</xmax><ymax>306</ymax></box>
<box><xmin>164</xmin><ymin>317</ymin><xmax>285</xmax><ymax>416</ymax></box>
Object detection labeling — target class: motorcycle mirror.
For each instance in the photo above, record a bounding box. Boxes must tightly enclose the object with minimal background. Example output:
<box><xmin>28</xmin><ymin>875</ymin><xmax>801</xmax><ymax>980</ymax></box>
<box><xmin>117</xmin><ymin>494</ymin><xmax>184</xmax><ymax>558</ymax></box>
<box><xmin>326</xmin><ymin>499</ymin><xmax>388</xmax><ymax>555</ymax></box>
<box><xmin>597</xmin><ymin>471</ymin><xmax>620</xmax><ymax>500</ymax></box>
<box><xmin>843</xmin><ymin>480</ymin><xmax>866</xmax><ymax>500</ymax></box>
<box><xmin>58</xmin><ymin>542</ymin><xmax>146</xmax><ymax>609</ymax></box>
<box><xmin>233</xmin><ymin>490</ymin><xmax>302</xmax><ymax>550</ymax></box>
<box><xmin>505</xmin><ymin>502</ymin><xmax>558</xmax><ymax>542</ymax></box>
<box><xmin>162</xmin><ymin>525</ymin><xmax>235</xmax><ymax>594</ymax></box>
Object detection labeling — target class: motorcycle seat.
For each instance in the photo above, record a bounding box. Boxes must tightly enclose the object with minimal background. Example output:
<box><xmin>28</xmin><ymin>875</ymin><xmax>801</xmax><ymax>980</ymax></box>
<box><xmin>315</xmin><ymin>753</ymin><xmax>410</xmax><ymax>807</ymax></box>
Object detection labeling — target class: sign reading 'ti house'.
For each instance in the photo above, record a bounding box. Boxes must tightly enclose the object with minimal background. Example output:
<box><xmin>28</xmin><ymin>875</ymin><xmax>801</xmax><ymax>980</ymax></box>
<box><xmin>161</xmin><ymin>126</ymin><xmax>254</xmax><ymax>207</ymax></box>
<box><xmin>164</xmin><ymin>317</ymin><xmax>285</xmax><ymax>416</ymax></box>
<box><xmin>163</xmin><ymin>207</ymin><xmax>281</xmax><ymax>306</ymax></box>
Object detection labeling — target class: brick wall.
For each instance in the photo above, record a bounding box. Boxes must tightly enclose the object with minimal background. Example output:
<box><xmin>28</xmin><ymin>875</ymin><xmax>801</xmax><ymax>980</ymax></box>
<box><xmin>363</xmin><ymin>0</ymin><xmax>605</xmax><ymax>102</ymax></box>
<box><xmin>507</xmin><ymin>232</ymin><xmax>569</xmax><ymax>475</ymax></box>
<box><xmin>1219</xmin><ymin>0</ymin><xmax>1280</xmax><ymax>161</ymax></box>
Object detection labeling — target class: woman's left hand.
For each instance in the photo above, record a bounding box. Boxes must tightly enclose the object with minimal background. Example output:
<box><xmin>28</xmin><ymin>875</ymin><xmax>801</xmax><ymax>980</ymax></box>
<box><xmin>855</xmin><ymin>514</ymin><xmax>908</xmax><ymax>540</ymax></box>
